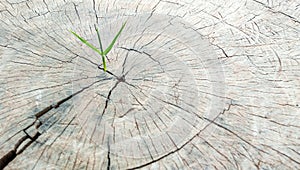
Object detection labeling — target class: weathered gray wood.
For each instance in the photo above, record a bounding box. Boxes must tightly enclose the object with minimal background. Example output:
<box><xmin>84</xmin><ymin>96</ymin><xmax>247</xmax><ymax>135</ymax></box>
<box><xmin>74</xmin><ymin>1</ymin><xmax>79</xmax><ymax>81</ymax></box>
<box><xmin>0</xmin><ymin>0</ymin><xmax>299</xmax><ymax>169</ymax></box>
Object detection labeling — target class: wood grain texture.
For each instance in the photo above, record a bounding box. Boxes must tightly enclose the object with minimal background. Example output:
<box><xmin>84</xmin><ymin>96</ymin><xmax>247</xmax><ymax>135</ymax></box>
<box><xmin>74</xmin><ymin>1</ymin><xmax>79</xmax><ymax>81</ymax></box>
<box><xmin>0</xmin><ymin>0</ymin><xmax>299</xmax><ymax>169</ymax></box>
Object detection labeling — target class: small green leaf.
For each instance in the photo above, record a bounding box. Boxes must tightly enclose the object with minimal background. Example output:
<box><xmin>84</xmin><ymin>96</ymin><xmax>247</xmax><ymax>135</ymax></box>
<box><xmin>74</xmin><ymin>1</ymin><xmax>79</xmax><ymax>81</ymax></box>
<box><xmin>94</xmin><ymin>25</ymin><xmax>107</xmax><ymax>71</ymax></box>
<box><xmin>94</xmin><ymin>25</ymin><xmax>104</xmax><ymax>53</ymax></box>
<box><xmin>69</xmin><ymin>30</ymin><xmax>103</xmax><ymax>56</ymax></box>
<box><xmin>103</xmin><ymin>22</ymin><xmax>126</xmax><ymax>56</ymax></box>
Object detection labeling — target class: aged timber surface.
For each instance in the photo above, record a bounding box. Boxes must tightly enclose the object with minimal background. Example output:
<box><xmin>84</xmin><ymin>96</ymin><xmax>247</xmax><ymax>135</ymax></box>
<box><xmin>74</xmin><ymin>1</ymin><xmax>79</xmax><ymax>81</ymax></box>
<box><xmin>0</xmin><ymin>0</ymin><xmax>299</xmax><ymax>169</ymax></box>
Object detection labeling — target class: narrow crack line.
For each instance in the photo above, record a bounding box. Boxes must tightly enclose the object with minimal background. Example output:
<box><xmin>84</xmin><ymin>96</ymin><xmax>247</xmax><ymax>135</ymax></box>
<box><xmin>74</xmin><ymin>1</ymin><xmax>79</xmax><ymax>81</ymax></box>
<box><xmin>155</xmin><ymin>110</ymin><xmax>168</xmax><ymax>127</ymax></box>
<box><xmin>0</xmin><ymin>9</ymin><xmax>15</xmax><ymax>17</ymax></box>
<box><xmin>31</xmin><ymin>141</ymin><xmax>50</xmax><ymax>170</ymax></box>
<box><xmin>120</xmin><ymin>50</ymin><xmax>131</xmax><ymax>75</ymax></box>
<box><xmin>290</xmin><ymin>148</ymin><xmax>300</xmax><ymax>156</ymax></box>
<box><xmin>119</xmin><ymin>47</ymin><xmax>143</xmax><ymax>54</ymax></box>
<box><xmin>132</xmin><ymin>115</ymin><xmax>144</xmax><ymax>147</ymax></box>
<box><xmin>145</xmin><ymin>0</ymin><xmax>162</xmax><ymax>23</ymax></box>
<box><xmin>269</xmin><ymin>119</ymin><xmax>300</xmax><ymax>128</ymax></box>
<box><xmin>148</xmin><ymin>134</ymin><xmax>159</xmax><ymax>156</ymax></box>
<box><xmin>133</xmin><ymin>28</ymin><xmax>147</xmax><ymax>48</ymax></box>
<box><xmin>141</xmin><ymin>136</ymin><xmax>154</xmax><ymax>160</ymax></box>
<box><xmin>0</xmin><ymin>44</ymin><xmax>24</xmax><ymax>53</ymax></box>
<box><xmin>10</xmin><ymin>60</ymin><xmax>63</xmax><ymax>69</ymax></box>
<box><xmin>197</xmin><ymin>90</ymin><xmax>233</xmax><ymax>100</ymax></box>
<box><xmin>20</xmin><ymin>43</ymin><xmax>75</xmax><ymax>63</ymax></box>
<box><xmin>142</xmin><ymin>116</ymin><xmax>152</xmax><ymax>135</ymax></box>
<box><xmin>119</xmin><ymin>46</ymin><xmax>166</xmax><ymax>74</ymax></box>
<box><xmin>143</xmin><ymin>51</ymin><xmax>164</xmax><ymax>70</ymax></box>
<box><xmin>154</xmin><ymin>96</ymin><xmax>198</xmax><ymax>118</ymax></box>
<box><xmin>150</xmin><ymin>113</ymin><xmax>163</xmax><ymax>132</ymax></box>
<box><xmin>166</xmin><ymin>132</ymin><xmax>179</xmax><ymax>149</ymax></box>
<box><xmin>249</xmin><ymin>113</ymin><xmax>300</xmax><ymax>128</ymax></box>
<box><xmin>161</xmin><ymin>0</ymin><xmax>182</xmax><ymax>6</ymax></box>
<box><xmin>140</xmin><ymin>33</ymin><xmax>162</xmax><ymax>49</ymax></box>
<box><xmin>135</xmin><ymin>0</ymin><xmax>142</xmax><ymax>13</ymax></box>
<box><xmin>42</xmin><ymin>0</ymin><xmax>50</xmax><ymax>12</ymax></box>
<box><xmin>230</xmin><ymin>151</ymin><xmax>239</xmax><ymax>169</ymax></box>
<box><xmin>110</xmin><ymin>105</ymin><xmax>117</xmax><ymax>129</ymax></box>
<box><xmin>48</xmin><ymin>109</ymin><xmax>76</xmax><ymax>149</ymax></box>
<box><xmin>246</xmin><ymin>55</ymin><xmax>263</xmax><ymax>72</ymax></box>
<box><xmin>102</xmin><ymin>81</ymin><xmax>120</xmax><ymax>115</ymax></box>
<box><xmin>263</xmin><ymin>144</ymin><xmax>300</xmax><ymax>165</ymax></box>
<box><xmin>92</xmin><ymin>0</ymin><xmax>99</xmax><ymax>24</ymax></box>
<box><xmin>72</xmin><ymin>148</ymin><xmax>81</xmax><ymax>170</ymax></box>
<box><xmin>212</xmin><ymin>44</ymin><xmax>231</xmax><ymax>58</ymax></box>
<box><xmin>271</xmin><ymin>49</ymin><xmax>282</xmax><ymax>72</ymax></box>
<box><xmin>107</xmin><ymin>140</ymin><xmax>111</xmax><ymax>170</ymax></box>
<box><xmin>199</xmin><ymin>136</ymin><xmax>234</xmax><ymax>166</ymax></box>
<box><xmin>118</xmin><ymin>108</ymin><xmax>135</xmax><ymax>118</ymax></box>
<box><xmin>127</xmin><ymin>88</ymin><xmax>147</xmax><ymax>111</ymax></box>
<box><xmin>72</xmin><ymin>2</ymin><xmax>81</xmax><ymax>23</ymax></box>
<box><xmin>12</xmin><ymin>22</ymin><xmax>35</xmax><ymax>36</ymax></box>
<box><xmin>77</xmin><ymin>96</ymin><xmax>99</xmax><ymax>144</ymax></box>
<box><xmin>240</xmin><ymin>144</ymin><xmax>257</xmax><ymax>166</ymax></box>
<box><xmin>65</xmin><ymin>8</ymin><xmax>75</xmax><ymax>25</ymax></box>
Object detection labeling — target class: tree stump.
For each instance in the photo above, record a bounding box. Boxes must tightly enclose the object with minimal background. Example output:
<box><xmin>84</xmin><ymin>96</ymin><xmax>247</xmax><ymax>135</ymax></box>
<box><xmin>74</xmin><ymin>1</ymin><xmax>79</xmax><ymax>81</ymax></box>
<box><xmin>0</xmin><ymin>0</ymin><xmax>299</xmax><ymax>169</ymax></box>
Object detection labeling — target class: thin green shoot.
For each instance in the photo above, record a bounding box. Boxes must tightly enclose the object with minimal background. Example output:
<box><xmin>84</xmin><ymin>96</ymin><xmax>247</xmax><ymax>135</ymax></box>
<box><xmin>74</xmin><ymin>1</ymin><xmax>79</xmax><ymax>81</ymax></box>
<box><xmin>69</xmin><ymin>30</ymin><xmax>102</xmax><ymax>56</ymax></box>
<box><xmin>103</xmin><ymin>22</ymin><xmax>126</xmax><ymax>56</ymax></box>
<box><xmin>94</xmin><ymin>24</ymin><xmax>106</xmax><ymax>71</ymax></box>
<box><xmin>70</xmin><ymin>22</ymin><xmax>126</xmax><ymax>71</ymax></box>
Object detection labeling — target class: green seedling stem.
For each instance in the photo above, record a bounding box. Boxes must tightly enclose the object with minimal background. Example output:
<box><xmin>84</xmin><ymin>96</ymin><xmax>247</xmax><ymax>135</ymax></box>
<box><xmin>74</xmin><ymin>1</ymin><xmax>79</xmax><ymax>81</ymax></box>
<box><xmin>70</xmin><ymin>22</ymin><xmax>126</xmax><ymax>71</ymax></box>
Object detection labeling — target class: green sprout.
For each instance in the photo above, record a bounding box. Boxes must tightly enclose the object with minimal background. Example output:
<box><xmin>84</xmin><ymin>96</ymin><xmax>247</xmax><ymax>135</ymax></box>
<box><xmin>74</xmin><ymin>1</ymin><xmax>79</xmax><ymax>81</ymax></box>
<box><xmin>70</xmin><ymin>22</ymin><xmax>126</xmax><ymax>71</ymax></box>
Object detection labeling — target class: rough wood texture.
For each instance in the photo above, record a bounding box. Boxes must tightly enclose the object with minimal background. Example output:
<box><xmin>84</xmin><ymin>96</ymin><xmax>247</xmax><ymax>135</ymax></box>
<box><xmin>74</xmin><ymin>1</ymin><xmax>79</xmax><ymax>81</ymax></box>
<box><xmin>0</xmin><ymin>0</ymin><xmax>299</xmax><ymax>169</ymax></box>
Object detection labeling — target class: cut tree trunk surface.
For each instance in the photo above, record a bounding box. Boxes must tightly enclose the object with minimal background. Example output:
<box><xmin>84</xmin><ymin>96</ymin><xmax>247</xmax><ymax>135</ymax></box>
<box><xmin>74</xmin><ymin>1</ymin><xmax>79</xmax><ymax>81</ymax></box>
<box><xmin>0</xmin><ymin>0</ymin><xmax>299</xmax><ymax>169</ymax></box>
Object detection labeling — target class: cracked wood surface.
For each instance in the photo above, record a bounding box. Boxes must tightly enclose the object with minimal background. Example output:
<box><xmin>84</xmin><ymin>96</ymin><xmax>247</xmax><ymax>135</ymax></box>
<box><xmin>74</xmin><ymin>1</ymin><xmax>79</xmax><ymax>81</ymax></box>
<box><xmin>0</xmin><ymin>0</ymin><xmax>299</xmax><ymax>169</ymax></box>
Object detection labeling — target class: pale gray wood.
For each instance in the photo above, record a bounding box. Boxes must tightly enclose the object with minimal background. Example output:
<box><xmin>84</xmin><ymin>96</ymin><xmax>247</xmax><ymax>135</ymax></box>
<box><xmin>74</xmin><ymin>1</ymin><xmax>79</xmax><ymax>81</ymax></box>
<box><xmin>0</xmin><ymin>0</ymin><xmax>299</xmax><ymax>169</ymax></box>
